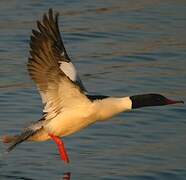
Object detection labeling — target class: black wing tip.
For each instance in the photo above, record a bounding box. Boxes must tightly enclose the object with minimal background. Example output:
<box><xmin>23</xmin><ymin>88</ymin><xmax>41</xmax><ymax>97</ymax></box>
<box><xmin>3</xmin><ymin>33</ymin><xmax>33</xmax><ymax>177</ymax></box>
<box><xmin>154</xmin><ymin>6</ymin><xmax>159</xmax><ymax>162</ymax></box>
<box><xmin>47</xmin><ymin>8</ymin><xmax>59</xmax><ymax>22</ymax></box>
<box><xmin>48</xmin><ymin>8</ymin><xmax>59</xmax><ymax>15</ymax></box>
<box><xmin>48</xmin><ymin>8</ymin><xmax>53</xmax><ymax>16</ymax></box>
<box><xmin>35</xmin><ymin>8</ymin><xmax>59</xmax><ymax>33</ymax></box>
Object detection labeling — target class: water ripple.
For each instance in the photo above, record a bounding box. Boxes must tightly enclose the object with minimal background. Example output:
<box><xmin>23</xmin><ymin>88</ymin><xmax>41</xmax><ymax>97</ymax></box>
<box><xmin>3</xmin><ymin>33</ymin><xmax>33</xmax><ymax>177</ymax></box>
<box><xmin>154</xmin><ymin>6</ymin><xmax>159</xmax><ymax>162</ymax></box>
<box><xmin>0</xmin><ymin>1</ymin><xmax>185</xmax><ymax>180</ymax></box>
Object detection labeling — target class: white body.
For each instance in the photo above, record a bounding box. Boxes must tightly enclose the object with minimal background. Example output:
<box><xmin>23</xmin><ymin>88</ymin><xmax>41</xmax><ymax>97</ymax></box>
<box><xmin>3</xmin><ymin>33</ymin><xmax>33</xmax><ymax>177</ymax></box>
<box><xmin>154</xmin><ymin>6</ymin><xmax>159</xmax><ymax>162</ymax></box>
<box><xmin>44</xmin><ymin>97</ymin><xmax>132</xmax><ymax>138</ymax></box>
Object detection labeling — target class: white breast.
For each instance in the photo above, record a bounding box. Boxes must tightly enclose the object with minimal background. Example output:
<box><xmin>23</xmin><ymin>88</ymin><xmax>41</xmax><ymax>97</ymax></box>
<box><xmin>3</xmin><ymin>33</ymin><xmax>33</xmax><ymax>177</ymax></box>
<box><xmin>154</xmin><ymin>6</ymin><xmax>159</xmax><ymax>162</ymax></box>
<box><xmin>44</xmin><ymin>103</ymin><xmax>97</xmax><ymax>137</ymax></box>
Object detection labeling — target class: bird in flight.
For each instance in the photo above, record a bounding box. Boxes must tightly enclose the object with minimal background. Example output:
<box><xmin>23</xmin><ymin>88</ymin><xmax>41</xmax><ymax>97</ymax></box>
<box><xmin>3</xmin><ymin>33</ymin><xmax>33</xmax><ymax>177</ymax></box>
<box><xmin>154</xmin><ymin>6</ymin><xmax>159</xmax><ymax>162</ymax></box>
<box><xmin>1</xmin><ymin>9</ymin><xmax>183</xmax><ymax>164</ymax></box>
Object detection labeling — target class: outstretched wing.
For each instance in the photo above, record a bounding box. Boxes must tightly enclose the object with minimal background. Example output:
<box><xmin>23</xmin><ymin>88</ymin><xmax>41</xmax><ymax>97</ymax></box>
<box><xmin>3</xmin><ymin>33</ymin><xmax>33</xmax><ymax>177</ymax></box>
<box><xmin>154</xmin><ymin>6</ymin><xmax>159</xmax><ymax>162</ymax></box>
<box><xmin>28</xmin><ymin>9</ymin><xmax>90</xmax><ymax>119</ymax></box>
<box><xmin>30</xmin><ymin>9</ymin><xmax>86</xmax><ymax>103</ymax></box>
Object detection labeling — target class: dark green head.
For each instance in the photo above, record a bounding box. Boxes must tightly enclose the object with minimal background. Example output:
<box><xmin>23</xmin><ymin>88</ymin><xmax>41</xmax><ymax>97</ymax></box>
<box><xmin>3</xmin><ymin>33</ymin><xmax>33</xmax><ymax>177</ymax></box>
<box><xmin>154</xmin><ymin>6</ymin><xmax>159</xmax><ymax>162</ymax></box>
<box><xmin>130</xmin><ymin>93</ymin><xmax>184</xmax><ymax>109</ymax></box>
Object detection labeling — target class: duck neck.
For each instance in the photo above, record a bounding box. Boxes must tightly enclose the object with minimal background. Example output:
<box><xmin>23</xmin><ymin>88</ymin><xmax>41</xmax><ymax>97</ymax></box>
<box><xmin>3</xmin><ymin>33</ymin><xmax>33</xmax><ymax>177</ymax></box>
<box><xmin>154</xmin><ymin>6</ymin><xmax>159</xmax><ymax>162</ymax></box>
<box><xmin>95</xmin><ymin>97</ymin><xmax>132</xmax><ymax>121</ymax></box>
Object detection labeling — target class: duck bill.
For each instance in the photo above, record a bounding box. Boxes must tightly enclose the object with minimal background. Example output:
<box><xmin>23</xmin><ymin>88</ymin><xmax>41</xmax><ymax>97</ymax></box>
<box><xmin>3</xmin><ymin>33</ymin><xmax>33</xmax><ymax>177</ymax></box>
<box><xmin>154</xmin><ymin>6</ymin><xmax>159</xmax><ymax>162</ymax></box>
<box><xmin>166</xmin><ymin>98</ymin><xmax>184</xmax><ymax>105</ymax></box>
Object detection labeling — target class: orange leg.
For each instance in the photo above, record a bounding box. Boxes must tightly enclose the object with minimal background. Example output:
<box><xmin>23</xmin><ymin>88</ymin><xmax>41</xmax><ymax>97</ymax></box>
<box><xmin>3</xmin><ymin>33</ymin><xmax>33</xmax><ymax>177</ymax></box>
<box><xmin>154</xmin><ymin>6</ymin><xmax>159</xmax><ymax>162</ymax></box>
<box><xmin>48</xmin><ymin>134</ymin><xmax>69</xmax><ymax>164</ymax></box>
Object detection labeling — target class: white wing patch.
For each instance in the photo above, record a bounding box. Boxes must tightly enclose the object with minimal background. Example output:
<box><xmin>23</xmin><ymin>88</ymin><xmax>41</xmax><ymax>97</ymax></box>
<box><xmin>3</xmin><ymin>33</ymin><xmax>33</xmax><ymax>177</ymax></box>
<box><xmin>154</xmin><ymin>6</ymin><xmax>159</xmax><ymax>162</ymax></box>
<box><xmin>59</xmin><ymin>61</ymin><xmax>78</xmax><ymax>82</ymax></box>
<box><xmin>59</xmin><ymin>61</ymin><xmax>87</xmax><ymax>92</ymax></box>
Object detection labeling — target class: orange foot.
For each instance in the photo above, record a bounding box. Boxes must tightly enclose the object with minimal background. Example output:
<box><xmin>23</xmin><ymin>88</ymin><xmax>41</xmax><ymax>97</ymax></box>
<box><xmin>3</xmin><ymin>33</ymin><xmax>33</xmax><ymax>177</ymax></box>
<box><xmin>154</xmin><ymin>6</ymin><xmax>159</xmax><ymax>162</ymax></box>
<box><xmin>49</xmin><ymin>134</ymin><xmax>69</xmax><ymax>164</ymax></box>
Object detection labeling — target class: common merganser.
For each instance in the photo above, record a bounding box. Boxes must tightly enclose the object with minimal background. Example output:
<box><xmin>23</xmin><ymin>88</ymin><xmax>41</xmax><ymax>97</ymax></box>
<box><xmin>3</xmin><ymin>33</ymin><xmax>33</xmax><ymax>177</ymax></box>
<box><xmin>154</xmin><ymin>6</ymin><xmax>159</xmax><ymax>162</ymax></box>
<box><xmin>1</xmin><ymin>9</ymin><xmax>183</xmax><ymax>164</ymax></box>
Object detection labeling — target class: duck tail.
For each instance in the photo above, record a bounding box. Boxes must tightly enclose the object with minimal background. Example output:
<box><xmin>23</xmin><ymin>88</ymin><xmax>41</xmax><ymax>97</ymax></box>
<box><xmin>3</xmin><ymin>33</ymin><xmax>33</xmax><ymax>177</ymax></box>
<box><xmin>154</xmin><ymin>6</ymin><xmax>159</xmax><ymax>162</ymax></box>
<box><xmin>1</xmin><ymin>135</ymin><xmax>18</xmax><ymax>144</ymax></box>
<box><xmin>1</xmin><ymin>121</ymin><xmax>43</xmax><ymax>152</ymax></box>
<box><xmin>1</xmin><ymin>129</ymin><xmax>38</xmax><ymax>152</ymax></box>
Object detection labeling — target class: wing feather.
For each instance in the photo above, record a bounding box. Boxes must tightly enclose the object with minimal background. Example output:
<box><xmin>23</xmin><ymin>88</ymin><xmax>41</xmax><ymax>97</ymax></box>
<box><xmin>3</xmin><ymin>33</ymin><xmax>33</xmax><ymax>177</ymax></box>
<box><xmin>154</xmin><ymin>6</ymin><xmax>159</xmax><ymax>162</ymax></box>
<box><xmin>28</xmin><ymin>9</ymin><xmax>90</xmax><ymax>119</ymax></box>
<box><xmin>29</xmin><ymin>8</ymin><xmax>86</xmax><ymax>92</ymax></box>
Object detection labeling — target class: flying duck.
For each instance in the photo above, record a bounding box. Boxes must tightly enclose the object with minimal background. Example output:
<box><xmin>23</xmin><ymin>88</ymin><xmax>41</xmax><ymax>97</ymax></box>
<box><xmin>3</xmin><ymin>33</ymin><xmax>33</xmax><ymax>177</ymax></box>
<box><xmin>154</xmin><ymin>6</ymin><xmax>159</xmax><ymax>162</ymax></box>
<box><xmin>1</xmin><ymin>9</ymin><xmax>183</xmax><ymax>164</ymax></box>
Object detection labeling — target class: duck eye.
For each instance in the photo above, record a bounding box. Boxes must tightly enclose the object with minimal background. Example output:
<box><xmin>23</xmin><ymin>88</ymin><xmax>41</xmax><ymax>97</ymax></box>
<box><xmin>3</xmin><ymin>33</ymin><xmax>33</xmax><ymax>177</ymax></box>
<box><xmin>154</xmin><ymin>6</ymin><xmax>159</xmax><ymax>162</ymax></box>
<box><xmin>156</xmin><ymin>97</ymin><xmax>162</xmax><ymax>101</ymax></box>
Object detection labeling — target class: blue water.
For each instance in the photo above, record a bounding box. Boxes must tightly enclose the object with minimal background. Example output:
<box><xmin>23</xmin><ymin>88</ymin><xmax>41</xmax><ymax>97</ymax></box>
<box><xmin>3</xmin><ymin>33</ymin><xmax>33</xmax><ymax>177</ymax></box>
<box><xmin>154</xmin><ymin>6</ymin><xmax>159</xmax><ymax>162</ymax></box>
<box><xmin>0</xmin><ymin>1</ymin><xmax>186</xmax><ymax>179</ymax></box>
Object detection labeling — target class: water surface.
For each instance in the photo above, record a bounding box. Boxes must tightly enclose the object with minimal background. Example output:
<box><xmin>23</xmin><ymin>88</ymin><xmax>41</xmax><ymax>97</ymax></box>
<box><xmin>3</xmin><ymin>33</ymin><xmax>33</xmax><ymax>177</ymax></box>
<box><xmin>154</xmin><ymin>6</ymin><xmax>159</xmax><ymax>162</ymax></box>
<box><xmin>0</xmin><ymin>1</ymin><xmax>186</xmax><ymax>179</ymax></box>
